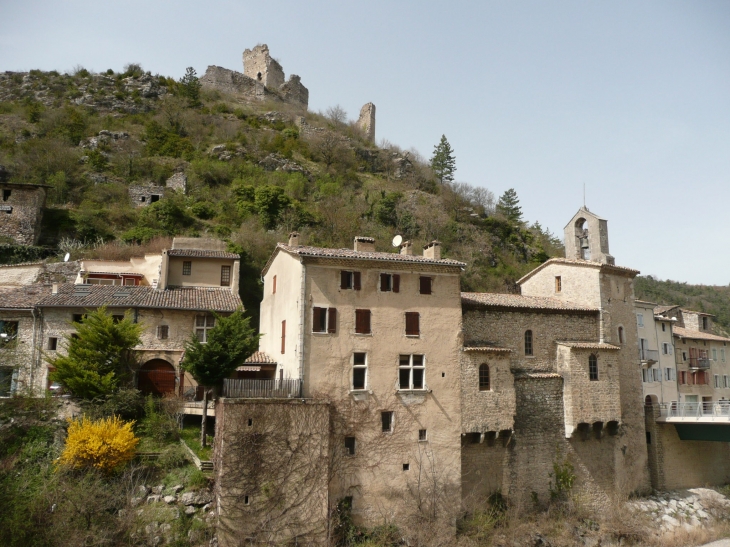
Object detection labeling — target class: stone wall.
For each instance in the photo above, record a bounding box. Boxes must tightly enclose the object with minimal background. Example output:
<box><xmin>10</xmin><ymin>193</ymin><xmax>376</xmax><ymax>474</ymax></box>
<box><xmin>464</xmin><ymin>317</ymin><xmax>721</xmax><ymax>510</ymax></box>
<box><xmin>128</xmin><ymin>184</ymin><xmax>167</xmax><ymax>207</ymax></box>
<box><xmin>200</xmin><ymin>66</ymin><xmax>267</xmax><ymax>100</ymax></box>
<box><xmin>460</xmin><ymin>350</ymin><xmax>514</xmax><ymax>434</ymax></box>
<box><xmin>357</xmin><ymin>103</ymin><xmax>376</xmax><ymax>142</ymax></box>
<box><xmin>0</xmin><ymin>183</ymin><xmax>46</xmax><ymax>245</ymax></box>
<box><xmin>243</xmin><ymin>44</ymin><xmax>285</xmax><ymax>90</ymax></box>
<box><xmin>1</xmin><ymin>311</ymin><xmax>38</xmax><ymax>394</ymax></box>
<box><xmin>214</xmin><ymin>399</ymin><xmax>330</xmax><ymax>547</ymax></box>
<box><xmin>280</xmin><ymin>75</ymin><xmax>309</xmax><ymax>108</ymax></box>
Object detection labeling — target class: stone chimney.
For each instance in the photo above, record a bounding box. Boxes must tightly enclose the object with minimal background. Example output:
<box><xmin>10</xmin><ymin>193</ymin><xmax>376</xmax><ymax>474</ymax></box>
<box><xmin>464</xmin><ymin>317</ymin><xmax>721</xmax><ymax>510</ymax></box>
<box><xmin>400</xmin><ymin>241</ymin><xmax>413</xmax><ymax>255</ymax></box>
<box><xmin>288</xmin><ymin>232</ymin><xmax>300</xmax><ymax>247</ymax></box>
<box><xmin>353</xmin><ymin>236</ymin><xmax>375</xmax><ymax>252</ymax></box>
<box><xmin>423</xmin><ymin>241</ymin><xmax>441</xmax><ymax>260</ymax></box>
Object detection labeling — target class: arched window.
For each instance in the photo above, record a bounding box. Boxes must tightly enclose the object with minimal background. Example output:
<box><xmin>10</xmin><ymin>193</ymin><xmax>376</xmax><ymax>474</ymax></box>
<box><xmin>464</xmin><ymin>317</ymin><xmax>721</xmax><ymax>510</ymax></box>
<box><xmin>589</xmin><ymin>354</ymin><xmax>598</xmax><ymax>381</ymax></box>
<box><xmin>479</xmin><ymin>364</ymin><xmax>490</xmax><ymax>391</ymax></box>
<box><xmin>618</xmin><ymin>327</ymin><xmax>624</xmax><ymax>344</ymax></box>
<box><xmin>524</xmin><ymin>330</ymin><xmax>533</xmax><ymax>356</ymax></box>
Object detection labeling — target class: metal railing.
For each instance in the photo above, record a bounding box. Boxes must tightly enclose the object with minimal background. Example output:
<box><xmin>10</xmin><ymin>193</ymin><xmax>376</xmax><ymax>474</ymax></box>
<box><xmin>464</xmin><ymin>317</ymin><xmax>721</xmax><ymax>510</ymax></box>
<box><xmin>223</xmin><ymin>378</ymin><xmax>302</xmax><ymax>399</ymax></box>
<box><xmin>657</xmin><ymin>401</ymin><xmax>730</xmax><ymax>421</ymax></box>
<box><xmin>639</xmin><ymin>348</ymin><xmax>660</xmax><ymax>362</ymax></box>
<box><xmin>689</xmin><ymin>357</ymin><xmax>711</xmax><ymax>369</ymax></box>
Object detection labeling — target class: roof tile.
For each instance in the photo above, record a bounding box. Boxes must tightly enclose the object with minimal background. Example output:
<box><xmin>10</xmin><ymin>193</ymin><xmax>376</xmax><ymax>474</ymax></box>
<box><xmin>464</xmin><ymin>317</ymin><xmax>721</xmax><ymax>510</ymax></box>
<box><xmin>167</xmin><ymin>249</ymin><xmax>240</xmax><ymax>259</ymax></box>
<box><xmin>461</xmin><ymin>292</ymin><xmax>598</xmax><ymax>312</ymax></box>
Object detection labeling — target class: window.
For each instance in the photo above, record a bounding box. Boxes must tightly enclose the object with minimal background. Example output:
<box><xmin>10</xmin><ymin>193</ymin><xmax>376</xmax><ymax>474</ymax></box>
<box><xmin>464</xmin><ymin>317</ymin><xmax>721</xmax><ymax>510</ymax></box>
<box><xmin>479</xmin><ymin>364</ymin><xmax>490</xmax><ymax>391</ymax></box>
<box><xmin>195</xmin><ymin>315</ymin><xmax>216</xmax><ymax>343</ymax></box>
<box><xmin>722</xmin><ymin>349</ymin><xmax>726</xmax><ymax>362</ymax></box>
<box><xmin>150</xmin><ymin>194</ymin><xmax>161</xmax><ymax>203</ymax></box>
<box><xmin>244</xmin><ymin>495</ymin><xmax>250</xmax><ymax>506</ymax></box>
<box><xmin>713</xmin><ymin>348</ymin><xmax>718</xmax><ymax>361</ymax></box>
<box><xmin>313</xmin><ymin>307</ymin><xmax>337</xmax><ymax>334</ymax></box>
<box><xmin>715</xmin><ymin>374</ymin><xmax>720</xmax><ymax>388</ymax></box>
<box><xmin>662</xmin><ymin>323</ymin><xmax>666</xmax><ymax>332</ymax></box>
<box><xmin>662</xmin><ymin>343</ymin><xmax>669</xmax><ymax>355</ymax></box>
<box><xmin>0</xmin><ymin>321</ymin><xmax>18</xmax><ymax>348</ymax></box>
<box><xmin>653</xmin><ymin>368</ymin><xmax>660</xmax><ymax>382</ymax></box>
<box><xmin>221</xmin><ymin>265</ymin><xmax>231</xmax><ymax>287</ymax></box>
<box><xmin>124</xmin><ymin>278</ymin><xmax>136</xmax><ymax>286</ymax></box>
<box><xmin>272</xmin><ymin>275</ymin><xmax>277</xmax><ymax>294</ymax></box>
<box><xmin>355</xmin><ymin>309</ymin><xmax>371</xmax><ymax>334</ymax></box>
<box><xmin>380</xmin><ymin>273</ymin><xmax>400</xmax><ymax>292</ymax></box>
<box><xmin>403</xmin><ymin>463</ymin><xmax>410</xmax><ymax>471</ymax></box>
<box><xmin>618</xmin><ymin>327</ymin><xmax>624</xmax><ymax>344</ymax></box>
<box><xmin>703</xmin><ymin>316</ymin><xmax>709</xmax><ymax>330</ymax></box>
<box><xmin>340</xmin><ymin>271</ymin><xmax>361</xmax><ymax>290</ymax></box>
<box><xmin>679</xmin><ymin>371</ymin><xmax>687</xmax><ymax>385</ymax></box>
<box><xmin>418</xmin><ymin>429</ymin><xmax>427</xmax><ymax>442</ymax></box>
<box><xmin>112</xmin><ymin>315</ymin><xmax>124</xmax><ymax>323</ymax></box>
<box><xmin>72</xmin><ymin>314</ymin><xmax>85</xmax><ymax>323</ymax></box>
<box><xmin>642</xmin><ymin>368</ymin><xmax>647</xmax><ymax>383</ymax></box>
<box><xmin>281</xmin><ymin>320</ymin><xmax>286</xmax><ymax>354</ymax></box>
<box><xmin>381</xmin><ymin>411</ymin><xmax>394</xmax><ymax>432</ymax></box>
<box><xmin>589</xmin><ymin>354</ymin><xmax>598</xmax><ymax>381</ymax></box>
<box><xmin>524</xmin><ymin>330</ymin><xmax>533</xmax><ymax>356</ymax></box>
<box><xmin>2</xmin><ymin>189</ymin><xmax>10</xmax><ymax>201</ymax></box>
<box><xmin>157</xmin><ymin>325</ymin><xmax>169</xmax><ymax>340</ymax></box>
<box><xmin>724</xmin><ymin>375</ymin><xmax>729</xmax><ymax>389</ymax></box>
<box><xmin>399</xmin><ymin>354</ymin><xmax>425</xmax><ymax>390</ymax></box>
<box><xmin>419</xmin><ymin>276</ymin><xmax>432</xmax><ymax>295</ymax></box>
<box><xmin>47</xmin><ymin>337</ymin><xmax>58</xmax><ymax>351</ymax></box>
<box><xmin>0</xmin><ymin>368</ymin><xmax>15</xmax><ymax>397</ymax></box>
<box><xmin>182</xmin><ymin>261</ymin><xmax>192</xmax><ymax>276</ymax></box>
<box><xmin>555</xmin><ymin>276</ymin><xmax>562</xmax><ymax>293</ymax></box>
<box><xmin>405</xmin><ymin>312</ymin><xmax>420</xmax><ymax>336</ymax></box>
<box><xmin>344</xmin><ymin>437</ymin><xmax>356</xmax><ymax>456</ymax></box>
<box><xmin>665</xmin><ymin>367</ymin><xmax>674</xmax><ymax>381</ymax></box>
<box><xmin>353</xmin><ymin>353</ymin><xmax>367</xmax><ymax>390</ymax></box>
<box><xmin>637</xmin><ymin>314</ymin><xmax>644</xmax><ymax>327</ymax></box>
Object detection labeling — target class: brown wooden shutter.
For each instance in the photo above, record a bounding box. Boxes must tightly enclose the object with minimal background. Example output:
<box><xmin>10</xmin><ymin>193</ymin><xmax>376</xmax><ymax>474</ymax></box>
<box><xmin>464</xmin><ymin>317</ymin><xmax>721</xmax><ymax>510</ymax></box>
<box><xmin>393</xmin><ymin>274</ymin><xmax>400</xmax><ymax>293</ymax></box>
<box><xmin>355</xmin><ymin>309</ymin><xmax>371</xmax><ymax>334</ymax></box>
<box><xmin>380</xmin><ymin>273</ymin><xmax>389</xmax><ymax>291</ymax></box>
<box><xmin>313</xmin><ymin>307</ymin><xmax>323</xmax><ymax>332</ymax></box>
<box><xmin>405</xmin><ymin>312</ymin><xmax>419</xmax><ymax>336</ymax></box>
<box><xmin>341</xmin><ymin>271</ymin><xmax>348</xmax><ymax>289</ymax></box>
<box><xmin>419</xmin><ymin>276</ymin><xmax>432</xmax><ymax>295</ymax></box>
<box><xmin>281</xmin><ymin>320</ymin><xmax>286</xmax><ymax>354</ymax></box>
<box><xmin>353</xmin><ymin>271</ymin><xmax>361</xmax><ymax>290</ymax></box>
<box><xmin>328</xmin><ymin>308</ymin><xmax>337</xmax><ymax>333</ymax></box>
<box><xmin>363</xmin><ymin>309</ymin><xmax>371</xmax><ymax>333</ymax></box>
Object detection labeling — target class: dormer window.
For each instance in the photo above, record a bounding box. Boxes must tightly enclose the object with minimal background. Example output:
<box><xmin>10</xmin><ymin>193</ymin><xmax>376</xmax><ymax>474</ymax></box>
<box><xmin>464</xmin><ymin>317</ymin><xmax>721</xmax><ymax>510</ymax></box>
<box><xmin>702</xmin><ymin>316</ymin><xmax>709</xmax><ymax>330</ymax></box>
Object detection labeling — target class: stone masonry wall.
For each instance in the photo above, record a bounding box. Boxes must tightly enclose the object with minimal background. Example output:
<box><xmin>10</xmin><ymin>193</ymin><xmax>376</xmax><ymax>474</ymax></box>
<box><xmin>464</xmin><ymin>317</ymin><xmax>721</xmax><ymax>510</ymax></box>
<box><xmin>200</xmin><ymin>66</ymin><xmax>267</xmax><ymax>100</ymax></box>
<box><xmin>280</xmin><ymin>75</ymin><xmax>309</xmax><ymax>108</ymax></box>
<box><xmin>0</xmin><ymin>184</ymin><xmax>46</xmax><ymax>245</ymax></box>
<box><xmin>461</xmin><ymin>434</ymin><xmax>510</xmax><ymax>506</ymax></box>
<box><xmin>1</xmin><ymin>312</ymin><xmax>37</xmax><ymax>394</ymax></box>
<box><xmin>128</xmin><ymin>185</ymin><xmax>167</xmax><ymax>207</ymax></box>
<box><xmin>357</xmin><ymin>103</ymin><xmax>376</xmax><ymax>142</ymax></box>
<box><xmin>243</xmin><ymin>44</ymin><xmax>285</xmax><ymax>89</ymax></box>
<box><xmin>460</xmin><ymin>351</ymin><xmax>515</xmax><ymax>434</ymax></box>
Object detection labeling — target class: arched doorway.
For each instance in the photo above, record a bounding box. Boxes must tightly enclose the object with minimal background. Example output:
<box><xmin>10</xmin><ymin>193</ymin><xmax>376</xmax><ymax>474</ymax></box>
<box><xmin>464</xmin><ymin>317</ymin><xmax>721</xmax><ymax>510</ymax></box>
<box><xmin>138</xmin><ymin>359</ymin><xmax>176</xmax><ymax>396</ymax></box>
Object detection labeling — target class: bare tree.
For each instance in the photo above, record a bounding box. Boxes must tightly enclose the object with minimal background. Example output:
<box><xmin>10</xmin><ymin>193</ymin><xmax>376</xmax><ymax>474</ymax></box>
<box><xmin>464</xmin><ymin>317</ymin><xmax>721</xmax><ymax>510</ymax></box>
<box><xmin>325</xmin><ymin>105</ymin><xmax>348</xmax><ymax>126</ymax></box>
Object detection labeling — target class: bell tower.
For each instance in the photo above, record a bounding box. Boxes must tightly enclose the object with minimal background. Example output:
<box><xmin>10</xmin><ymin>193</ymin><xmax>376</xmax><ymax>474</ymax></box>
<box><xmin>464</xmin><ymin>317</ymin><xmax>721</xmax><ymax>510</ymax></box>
<box><xmin>564</xmin><ymin>206</ymin><xmax>614</xmax><ymax>265</ymax></box>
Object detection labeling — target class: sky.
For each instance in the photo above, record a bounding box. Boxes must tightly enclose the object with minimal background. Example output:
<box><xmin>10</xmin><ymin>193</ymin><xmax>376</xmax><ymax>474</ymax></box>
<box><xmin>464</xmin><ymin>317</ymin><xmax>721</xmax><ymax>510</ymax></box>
<box><xmin>1</xmin><ymin>1</ymin><xmax>729</xmax><ymax>285</ymax></box>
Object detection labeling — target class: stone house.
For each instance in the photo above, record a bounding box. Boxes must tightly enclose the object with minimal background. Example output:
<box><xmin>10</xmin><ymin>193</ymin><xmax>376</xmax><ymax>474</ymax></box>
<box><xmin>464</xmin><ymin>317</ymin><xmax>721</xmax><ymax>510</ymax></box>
<box><xmin>0</xmin><ymin>182</ymin><xmax>49</xmax><ymax>245</ymax></box>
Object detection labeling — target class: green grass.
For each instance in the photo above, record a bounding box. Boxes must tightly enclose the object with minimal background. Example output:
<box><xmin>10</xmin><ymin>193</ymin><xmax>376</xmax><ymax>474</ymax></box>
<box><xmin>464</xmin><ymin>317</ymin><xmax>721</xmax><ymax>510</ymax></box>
<box><xmin>180</xmin><ymin>425</ymin><xmax>213</xmax><ymax>461</ymax></box>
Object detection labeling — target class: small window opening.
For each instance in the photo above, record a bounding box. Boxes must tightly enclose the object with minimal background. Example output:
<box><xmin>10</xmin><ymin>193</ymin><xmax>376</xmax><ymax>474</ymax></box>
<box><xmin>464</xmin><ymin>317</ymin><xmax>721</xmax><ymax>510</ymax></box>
<box><xmin>703</xmin><ymin>316</ymin><xmax>709</xmax><ymax>330</ymax></box>
<box><xmin>589</xmin><ymin>354</ymin><xmax>598</xmax><ymax>381</ymax></box>
<box><xmin>112</xmin><ymin>315</ymin><xmax>124</xmax><ymax>323</ymax></box>
<box><xmin>257</xmin><ymin>72</ymin><xmax>262</xmax><ymax>81</ymax></box>
<box><xmin>402</xmin><ymin>463</ymin><xmax>410</xmax><ymax>471</ymax></box>
<box><xmin>344</xmin><ymin>436</ymin><xmax>356</xmax><ymax>456</ymax></box>
<box><xmin>555</xmin><ymin>276</ymin><xmax>562</xmax><ymax>293</ymax></box>
<box><xmin>140</xmin><ymin>196</ymin><xmax>146</xmax><ymax>202</ymax></box>
<box><xmin>182</xmin><ymin>261</ymin><xmax>192</xmax><ymax>276</ymax></box>
<box><xmin>353</xmin><ymin>352</ymin><xmax>367</xmax><ymax>390</ymax></box>
<box><xmin>2</xmin><ymin>189</ymin><xmax>10</xmax><ymax>201</ymax></box>
<box><xmin>272</xmin><ymin>275</ymin><xmax>277</xmax><ymax>294</ymax></box>
<box><xmin>618</xmin><ymin>326</ymin><xmax>624</xmax><ymax>344</ymax></box>
<box><xmin>418</xmin><ymin>429</ymin><xmax>427</xmax><ymax>442</ymax></box>
<box><xmin>248</xmin><ymin>418</ymin><xmax>253</xmax><ymax>426</ymax></box>
<box><xmin>524</xmin><ymin>330</ymin><xmax>533</xmax><ymax>356</ymax></box>
<box><xmin>244</xmin><ymin>495</ymin><xmax>250</xmax><ymax>505</ymax></box>
<box><xmin>662</xmin><ymin>323</ymin><xmax>666</xmax><ymax>332</ymax></box>
<box><xmin>72</xmin><ymin>314</ymin><xmax>85</xmax><ymax>323</ymax></box>
<box><xmin>381</xmin><ymin>411</ymin><xmax>393</xmax><ymax>432</ymax></box>
<box><xmin>48</xmin><ymin>337</ymin><xmax>58</xmax><ymax>350</ymax></box>
<box><xmin>645</xmin><ymin>431</ymin><xmax>651</xmax><ymax>444</ymax></box>
<box><xmin>478</xmin><ymin>363</ymin><xmax>490</xmax><ymax>391</ymax></box>
<box><xmin>150</xmin><ymin>194</ymin><xmax>161</xmax><ymax>203</ymax></box>
<box><xmin>441</xmin><ymin>372</ymin><xmax>445</xmax><ymax>378</ymax></box>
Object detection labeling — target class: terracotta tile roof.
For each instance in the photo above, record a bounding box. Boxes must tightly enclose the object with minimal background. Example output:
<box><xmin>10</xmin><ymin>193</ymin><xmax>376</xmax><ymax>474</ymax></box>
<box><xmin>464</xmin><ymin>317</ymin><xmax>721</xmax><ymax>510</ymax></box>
<box><xmin>263</xmin><ymin>243</ymin><xmax>466</xmax><ymax>275</ymax></box>
<box><xmin>655</xmin><ymin>305</ymin><xmax>679</xmax><ymax>316</ymax></box>
<box><xmin>461</xmin><ymin>292</ymin><xmax>598</xmax><ymax>312</ymax></box>
<box><xmin>166</xmin><ymin>249</ymin><xmax>240</xmax><ymax>259</ymax></box>
<box><xmin>514</xmin><ymin>372</ymin><xmax>562</xmax><ymax>380</ymax></box>
<box><xmin>463</xmin><ymin>346</ymin><xmax>512</xmax><ymax>353</ymax></box>
<box><xmin>244</xmin><ymin>351</ymin><xmax>277</xmax><ymax>364</ymax></box>
<box><xmin>516</xmin><ymin>258</ymin><xmax>639</xmax><ymax>285</ymax></box>
<box><xmin>37</xmin><ymin>284</ymin><xmax>242</xmax><ymax>312</ymax></box>
<box><xmin>556</xmin><ymin>341</ymin><xmax>621</xmax><ymax>350</ymax></box>
<box><xmin>634</xmin><ymin>299</ymin><xmax>657</xmax><ymax>306</ymax></box>
<box><xmin>673</xmin><ymin>326</ymin><xmax>730</xmax><ymax>343</ymax></box>
<box><xmin>680</xmin><ymin>308</ymin><xmax>714</xmax><ymax>317</ymax></box>
<box><xmin>0</xmin><ymin>285</ymin><xmax>51</xmax><ymax>309</ymax></box>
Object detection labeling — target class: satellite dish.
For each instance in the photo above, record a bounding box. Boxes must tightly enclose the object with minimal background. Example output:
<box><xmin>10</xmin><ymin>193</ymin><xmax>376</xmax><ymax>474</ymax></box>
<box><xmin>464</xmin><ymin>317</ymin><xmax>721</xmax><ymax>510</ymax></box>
<box><xmin>64</xmin><ymin>253</ymin><xmax>70</xmax><ymax>262</ymax></box>
<box><xmin>391</xmin><ymin>235</ymin><xmax>403</xmax><ymax>247</ymax></box>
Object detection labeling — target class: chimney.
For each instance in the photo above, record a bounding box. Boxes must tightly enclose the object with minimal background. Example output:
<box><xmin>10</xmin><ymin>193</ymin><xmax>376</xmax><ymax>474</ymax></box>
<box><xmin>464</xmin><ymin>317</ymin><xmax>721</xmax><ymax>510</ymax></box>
<box><xmin>353</xmin><ymin>236</ymin><xmax>375</xmax><ymax>252</ymax></box>
<box><xmin>52</xmin><ymin>283</ymin><xmax>58</xmax><ymax>295</ymax></box>
<box><xmin>288</xmin><ymin>232</ymin><xmax>300</xmax><ymax>247</ymax></box>
<box><xmin>400</xmin><ymin>241</ymin><xmax>413</xmax><ymax>255</ymax></box>
<box><xmin>423</xmin><ymin>240</ymin><xmax>441</xmax><ymax>260</ymax></box>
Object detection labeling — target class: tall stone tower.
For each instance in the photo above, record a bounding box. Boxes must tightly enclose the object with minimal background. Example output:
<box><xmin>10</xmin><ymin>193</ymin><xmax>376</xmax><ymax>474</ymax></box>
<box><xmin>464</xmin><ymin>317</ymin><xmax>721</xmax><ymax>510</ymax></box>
<box><xmin>242</xmin><ymin>44</ymin><xmax>285</xmax><ymax>90</ymax></box>
<box><xmin>564</xmin><ymin>206</ymin><xmax>614</xmax><ymax>265</ymax></box>
<box><xmin>357</xmin><ymin>103</ymin><xmax>376</xmax><ymax>142</ymax></box>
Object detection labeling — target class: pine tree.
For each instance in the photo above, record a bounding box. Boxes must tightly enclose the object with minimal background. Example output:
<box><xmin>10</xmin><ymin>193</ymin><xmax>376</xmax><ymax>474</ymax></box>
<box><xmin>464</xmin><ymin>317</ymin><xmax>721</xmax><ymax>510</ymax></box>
<box><xmin>179</xmin><ymin>67</ymin><xmax>202</xmax><ymax>107</ymax></box>
<box><xmin>49</xmin><ymin>307</ymin><xmax>143</xmax><ymax>399</ymax></box>
<box><xmin>496</xmin><ymin>188</ymin><xmax>523</xmax><ymax>223</ymax></box>
<box><xmin>430</xmin><ymin>134</ymin><xmax>456</xmax><ymax>184</ymax></box>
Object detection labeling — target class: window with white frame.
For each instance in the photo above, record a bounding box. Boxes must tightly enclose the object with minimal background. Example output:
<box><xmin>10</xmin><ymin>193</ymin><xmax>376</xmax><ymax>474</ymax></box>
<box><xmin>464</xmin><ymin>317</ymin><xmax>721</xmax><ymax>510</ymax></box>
<box><xmin>713</xmin><ymin>348</ymin><xmax>718</xmax><ymax>361</ymax></box>
<box><xmin>724</xmin><ymin>375</ymin><xmax>729</xmax><ymax>388</ymax></box>
<box><xmin>665</xmin><ymin>367</ymin><xmax>675</xmax><ymax>382</ymax></box>
<box><xmin>352</xmin><ymin>352</ymin><xmax>367</xmax><ymax>390</ymax></box>
<box><xmin>195</xmin><ymin>315</ymin><xmax>216</xmax><ymax>343</ymax></box>
<box><xmin>653</xmin><ymin>368</ymin><xmax>660</xmax><ymax>382</ymax></box>
<box><xmin>715</xmin><ymin>374</ymin><xmax>721</xmax><ymax>388</ymax></box>
<box><xmin>312</xmin><ymin>307</ymin><xmax>337</xmax><ymax>334</ymax></box>
<box><xmin>662</xmin><ymin>343</ymin><xmax>673</xmax><ymax>355</ymax></box>
<box><xmin>637</xmin><ymin>313</ymin><xmax>644</xmax><ymax>328</ymax></box>
<box><xmin>398</xmin><ymin>354</ymin><xmax>425</xmax><ymax>390</ymax></box>
<box><xmin>722</xmin><ymin>349</ymin><xmax>726</xmax><ymax>362</ymax></box>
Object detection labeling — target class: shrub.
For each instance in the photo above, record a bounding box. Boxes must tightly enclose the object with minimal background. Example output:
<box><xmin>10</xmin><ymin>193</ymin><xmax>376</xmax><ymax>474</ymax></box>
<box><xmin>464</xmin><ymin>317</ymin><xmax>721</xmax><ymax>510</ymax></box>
<box><xmin>59</xmin><ymin>415</ymin><xmax>139</xmax><ymax>473</ymax></box>
<box><xmin>139</xmin><ymin>395</ymin><xmax>179</xmax><ymax>443</ymax></box>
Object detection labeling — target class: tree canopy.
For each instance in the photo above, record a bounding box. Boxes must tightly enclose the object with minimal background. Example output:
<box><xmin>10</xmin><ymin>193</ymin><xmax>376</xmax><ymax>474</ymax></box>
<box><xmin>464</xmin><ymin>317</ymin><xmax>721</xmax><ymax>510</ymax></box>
<box><xmin>180</xmin><ymin>309</ymin><xmax>260</xmax><ymax>390</ymax></box>
<box><xmin>49</xmin><ymin>307</ymin><xmax>143</xmax><ymax>399</ymax></box>
<box><xmin>179</xmin><ymin>66</ymin><xmax>202</xmax><ymax>108</ymax></box>
<box><xmin>430</xmin><ymin>135</ymin><xmax>456</xmax><ymax>185</ymax></box>
<box><xmin>496</xmin><ymin>188</ymin><xmax>523</xmax><ymax>223</ymax></box>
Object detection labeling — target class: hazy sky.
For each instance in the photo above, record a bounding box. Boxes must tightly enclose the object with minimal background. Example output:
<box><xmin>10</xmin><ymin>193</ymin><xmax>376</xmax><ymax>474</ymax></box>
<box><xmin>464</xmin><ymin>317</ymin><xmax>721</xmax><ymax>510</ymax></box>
<box><xmin>2</xmin><ymin>1</ymin><xmax>729</xmax><ymax>285</ymax></box>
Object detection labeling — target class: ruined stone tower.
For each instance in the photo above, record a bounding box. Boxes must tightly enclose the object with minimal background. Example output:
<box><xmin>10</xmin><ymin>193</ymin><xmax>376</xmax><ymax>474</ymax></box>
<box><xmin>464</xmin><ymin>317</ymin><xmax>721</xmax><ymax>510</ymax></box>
<box><xmin>243</xmin><ymin>44</ymin><xmax>285</xmax><ymax>90</ymax></box>
<box><xmin>357</xmin><ymin>103</ymin><xmax>376</xmax><ymax>142</ymax></box>
<box><xmin>564</xmin><ymin>206</ymin><xmax>614</xmax><ymax>265</ymax></box>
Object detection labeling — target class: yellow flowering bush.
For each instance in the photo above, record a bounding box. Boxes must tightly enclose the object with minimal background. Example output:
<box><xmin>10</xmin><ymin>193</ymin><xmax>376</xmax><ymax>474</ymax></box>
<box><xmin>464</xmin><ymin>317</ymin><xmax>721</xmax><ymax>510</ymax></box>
<box><xmin>59</xmin><ymin>416</ymin><xmax>139</xmax><ymax>473</ymax></box>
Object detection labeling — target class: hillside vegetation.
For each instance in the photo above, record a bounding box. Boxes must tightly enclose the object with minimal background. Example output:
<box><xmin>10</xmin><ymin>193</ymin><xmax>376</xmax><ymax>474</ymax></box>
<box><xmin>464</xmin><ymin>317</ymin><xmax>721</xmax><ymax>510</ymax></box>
<box><xmin>0</xmin><ymin>65</ymin><xmax>562</xmax><ymax>322</ymax></box>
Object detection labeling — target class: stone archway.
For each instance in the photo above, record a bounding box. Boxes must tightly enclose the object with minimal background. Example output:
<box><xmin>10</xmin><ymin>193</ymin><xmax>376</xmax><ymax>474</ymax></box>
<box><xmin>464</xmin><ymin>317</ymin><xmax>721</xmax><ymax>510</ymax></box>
<box><xmin>138</xmin><ymin>359</ymin><xmax>176</xmax><ymax>396</ymax></box>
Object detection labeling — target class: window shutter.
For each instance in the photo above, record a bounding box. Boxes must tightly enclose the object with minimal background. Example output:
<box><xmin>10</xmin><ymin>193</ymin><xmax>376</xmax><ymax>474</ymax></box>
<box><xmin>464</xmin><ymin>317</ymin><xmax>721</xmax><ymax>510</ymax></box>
<box><xmin>354</xmin><ymin>271</ymin><xmax>361</xmax><ymax>291</ymax></box>
<box><xmin>380</xmin><ymin>273</ymin><xmax>389</xmax><ymax>291</ymax></box>
<box><xmin>356</xmin><ymin>309</ymin><xmax>371</xmax><ymax>334</ymax></box>
<box><xmin>405</xmin><ymin>312</ymin><xmax>419</xmax><ymax>336</ymax></box>
<box><xmin>419</xmin><ymin>276</ymin><xmax>432</xmax><ymax>295</ymax></box>
<box><xmin>341</xmin><ymin>271</ymin><xmax>348</xmax><ymax>289</ymax></box>
<box><xmin>313</xmin><ymin>307</ymin><xmax>323</xmax><ymax>332</ymax></box>
<box><xmin>393</xmin><ymin>274</ymin><xmax>400</xmax><ymax>293</ymax></box>
<box><xmin>328</xmin><ymin>308</ymin><xmax>337</xmax><ymax>333</ymax></box>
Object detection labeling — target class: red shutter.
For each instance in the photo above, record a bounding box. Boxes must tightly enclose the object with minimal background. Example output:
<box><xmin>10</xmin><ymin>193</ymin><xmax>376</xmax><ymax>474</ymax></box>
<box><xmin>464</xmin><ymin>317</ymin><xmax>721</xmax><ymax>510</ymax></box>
<box><xmin>281</xmin><ymin>320</ymin><xmax>286</xmax><ymax>354</ymax></box>
<box><xmin>393</xmin><ymin>274</ymin><xmax>400</xmax><ymax>293</ymax></box>
<box><xmin>405</xmin><ymin>312</ymin><xmax>419</xmax><ymax>336</ymax></box>
<box><xmin>313</xmin><ymin>307</ymin><xmax>323</xmax><ymax>332</ymax></box>
<box><xmin>380</xmin><ymin>273</ymin><xmax>389</xmax><ymax>291</ymax></box>
<box><xmin>328</xmin><ymin>308</ymin><xmax>337</xmax><ymax>333</ymax></box>
<box><xmin>354</xmin><ymin>272</ymin><xmax>361</xmax><ymax>291</ymax></box>
<box><xmin>355</xmin><ymin>309</ymin><xmax>371</xmax><ymax>334</ymax></box>
<box><xmin>420</xmin><ymin>276</ymin><xmax>432</xmax><ymax>295</ymax></box>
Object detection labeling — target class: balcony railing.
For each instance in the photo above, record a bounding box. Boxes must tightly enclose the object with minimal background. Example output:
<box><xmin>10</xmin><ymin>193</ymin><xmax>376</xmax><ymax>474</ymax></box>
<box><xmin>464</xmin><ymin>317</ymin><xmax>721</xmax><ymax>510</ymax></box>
<box><xmin>689</xmin><ymin>357</ymin><xmax>711</xmax><ymax>369</ymax></box>
<box><xmin>639</xmin><ymin>348</ymin><xmax>660</xmax><ymax>362</ymax></box>
<box><xmin>223</xmin><ymin>378</ymin><xmax>302</xmax><ymax>399</ymax></box>
<box><xmin>657</xmin><ymin>401</ymin><xmax>730</xmax><ymax>421</ymax></box>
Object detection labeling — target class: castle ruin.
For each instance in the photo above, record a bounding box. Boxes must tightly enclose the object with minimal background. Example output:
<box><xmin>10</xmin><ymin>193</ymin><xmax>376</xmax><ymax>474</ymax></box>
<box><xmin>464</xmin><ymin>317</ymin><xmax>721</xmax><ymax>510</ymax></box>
<box><xmin>357</xmin><ymin>102</ymin><xmax>376</xmax><ymax>142</ymax></box>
